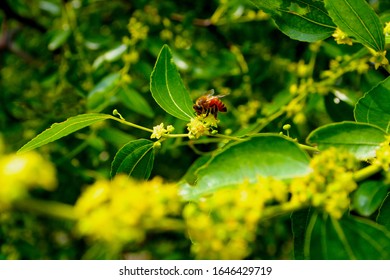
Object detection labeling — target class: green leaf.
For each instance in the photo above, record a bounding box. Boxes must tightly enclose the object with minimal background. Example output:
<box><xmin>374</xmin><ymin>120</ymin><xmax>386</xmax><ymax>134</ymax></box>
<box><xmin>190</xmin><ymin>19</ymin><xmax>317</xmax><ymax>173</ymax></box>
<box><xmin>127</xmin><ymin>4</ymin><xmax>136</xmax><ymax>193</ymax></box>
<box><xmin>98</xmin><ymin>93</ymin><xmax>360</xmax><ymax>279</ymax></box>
<box><xmin>181</xmin><ymin>135</ymin><xmax>311</xmax><ymax>200</ymax></box>
<box><xmin>306</xmin><ymin>122</ymin><xmax>387</xmax><ymax>160</ymax></box>
<box><xmin>18</xmin><ymin>114</ymin><xmax>112</xmax><ymax>153</ymax></box>
<box><xmin>48</xmin><ymin>29</ymin><xmax>71</xmax><ymax>51</ymax></box>
<box><xmin>117</xmin><ymin>86</ymin><xmax>154</xmax><ymax>118</ymax></box>
<box><xmin>92</xmin><ymin>44</ymin><xmax>127</xmax><ymax>69</ymax></box>
<box><xmin>324</xmin><ymin>0</ymin><xmax>385</xmax><ymax>51</ymax></box>
<box><xmin>87</xmin><ymin>72</ymin><xmax>121</xmax><ymax>112</ymax></box>
<box><xmin>306</xmin><ymin>213</ymin><xmax>390</xmax><ymax>259</ymax></box>
<box><xmin>110</xmin><ymin>139</ymin><xmax>155</xmax><ymax>180</ymax></box>
<box><xmin>180</xmin><ymin>155</ymin><xmax>212</xmax><ymax>186</ymax></box>
<box><xmin>353</xmin><ymin>180</ymin><xmax>390</xmax><ymax>217</ymax></box>
<box><xmin>377</xmin><ymin>193</ymin><xmax>390</xmax><ymax>231</ymax></box>
<box><xmin>251</xmin><ymin>0</ymin><xmax>336</xmax><ymax>42</ymax></box>
<box><xmin>344</xmin><ymin>217</ymin><xmax>385</xmax><ymax>260</ymax></box>
<box><xmin>150</xmin><ymin>45</ymin><xmax>194</xmax><ymax>121</ymax></box>
<box><xmin>354</xmin><ymin>76</ymin><xmax>390</xmax><ymax>133</ymax></box>
<box><xmin>291</xmin><ymin>208</ymin><xmax>313</xmax><ymax>260</ymax></box>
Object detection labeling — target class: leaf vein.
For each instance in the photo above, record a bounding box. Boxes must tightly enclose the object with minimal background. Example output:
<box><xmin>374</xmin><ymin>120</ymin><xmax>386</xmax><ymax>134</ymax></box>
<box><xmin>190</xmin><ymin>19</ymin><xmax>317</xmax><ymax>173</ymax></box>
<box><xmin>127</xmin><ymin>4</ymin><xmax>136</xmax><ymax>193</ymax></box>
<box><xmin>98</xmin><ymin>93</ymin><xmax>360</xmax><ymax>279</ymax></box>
<box><xmin>164</xmin><ymin>52</ymin><xmax>192</xmax><ymax>120</ymax></box>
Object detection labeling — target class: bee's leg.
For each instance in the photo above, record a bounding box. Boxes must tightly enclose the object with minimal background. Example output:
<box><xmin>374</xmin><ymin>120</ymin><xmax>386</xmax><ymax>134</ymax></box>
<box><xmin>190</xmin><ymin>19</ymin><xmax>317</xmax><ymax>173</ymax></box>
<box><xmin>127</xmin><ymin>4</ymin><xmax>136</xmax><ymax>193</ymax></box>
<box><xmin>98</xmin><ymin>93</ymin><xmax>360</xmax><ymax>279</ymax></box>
<box><xmin>210</xmin><ymin>105</ymin><xmax>217</xmax><ymax>119</ymax></box>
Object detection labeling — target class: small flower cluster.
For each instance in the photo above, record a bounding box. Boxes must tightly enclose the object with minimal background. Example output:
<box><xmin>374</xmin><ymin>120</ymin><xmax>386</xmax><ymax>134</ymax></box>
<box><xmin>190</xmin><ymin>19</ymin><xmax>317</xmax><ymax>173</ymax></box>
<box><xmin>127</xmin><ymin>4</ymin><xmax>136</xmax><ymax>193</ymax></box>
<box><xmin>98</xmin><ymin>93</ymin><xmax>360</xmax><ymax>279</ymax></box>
<box><xmin>385</xmin><ymin>22</ymin><xmax>390</xmax><ymax>36</ymax></box>
<box><xmin>321</xmin><ymin>55</ymin><xmax>370</xmax><ymax>79</ymax></box>
<box><xmin>0</xmin><ymin>152</ymin><xmax>57</xmax><ymax>209</ymax></box>
<box><xmin>332</xmin><ymin>28</ymin><xmax>353</xmax><ymax>46</ymax></box>
<box><xmin>237</xmin><ymin>100</ymin><xmax>260</xmax><ymax>127</ymax></box>
<box><xmin>290</xmin><ymin>148</ymin><xmax>358</xmax><ymax>218</ymax></box>
<box><xmin>369</xmin><ymin>50</ymin><xmax>389</xmax><ymax>70</ymax></box>
<box><xmin>332</xmin><ymin>26</ymin><xmax>389</xmax><ymax>70</ymax></box>
<box><xmin>187</xmin><ymin>114</ymin><xmax>219</xmax><ymax>139</ymax></box>
<box><xmin>374</xmin><ymin>135</ymin><xmax>390</xmax><ymax>172</ymax></box>
<box><xmin>183</xmin><ymin>177</ymin><xmax>288</xmax><ymax>259</ymax></box>
<box><xmin>150</xmin><ymin>123</ymin><xmax>174</xmax><ymax>139</ymax></box>
<box><xmin>74</xmin><ymin>175</ymin><xmax>182</xmax><ymax>246</ymax></box>
<box><xmin>127</xmin><ymin>17</ymin><xmax>149</xmax><ymax>44</ymax></box>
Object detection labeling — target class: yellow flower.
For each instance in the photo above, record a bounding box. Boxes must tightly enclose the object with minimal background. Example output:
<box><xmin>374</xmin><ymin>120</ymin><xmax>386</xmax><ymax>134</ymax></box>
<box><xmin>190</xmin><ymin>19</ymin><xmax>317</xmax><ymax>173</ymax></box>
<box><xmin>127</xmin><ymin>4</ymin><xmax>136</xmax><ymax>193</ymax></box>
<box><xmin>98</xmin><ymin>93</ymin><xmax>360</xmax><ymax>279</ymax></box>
<box><xmin>375</xmin><ymin>135</ymin><xmax>390</xmax><ymax>171</ymax></box>
<box><xmin>123</xmin><ymin>50</ymin><xmax>139</xmax><ymax>64</ymax></box>
<box><xmin>187</xmin><ymin>115</ymin><xmax>219</xmax><ymax>139</ymax></box>
<box><xmin>151</xmin><ymin>123</ymin><xmax>174</xmax><ymax>139</ymax></box>
<box><xmin>151</xmin><ymin>123</ymin><xmax>165</xmax><ymax>139</ymax></box>
<box><xmin>0</xmin><ymin>152</ymin><xmax>57</xmax><ymax>209</ymax></box>
<box><xmin>75</xmin><ymin>175</ymin><xmax>182</xmax><ymax>246</ymax></box>
<box><xmin>384</xmin><ymin>22</ymin><xmax>390</xmax><ymax>36</ymax></box>
<box><xmin>183</xmin><ymin>183</ymin><xmax>265</xmax><ymax>259</ymax></box>
<box><xmin>127</xmin><ymin>17</ymin><xmax>149</xmax><ymax>43</ymax></box>
<box><xmin>256</xmin><ymin>176</ymin><xmax>289</xmax><ymax>203</ymax></box>
<box><xmin>289</xmin><ymin>148</ymin><xmax>358</xmax><ymax>218</ymax></box>
<box><xmin>237</xmin><ymin>100</ymin><xmax>260</xmax><ymax>126</ymax></box>
<box><xmin>369</xmin><ymin>50</ymin><xmax>389</xmax><ymax>70</ymax></box>
<box><xmin>332</xmin><ymin>28</ymin><xmax>353</xmax><ymax>46</ymax></box>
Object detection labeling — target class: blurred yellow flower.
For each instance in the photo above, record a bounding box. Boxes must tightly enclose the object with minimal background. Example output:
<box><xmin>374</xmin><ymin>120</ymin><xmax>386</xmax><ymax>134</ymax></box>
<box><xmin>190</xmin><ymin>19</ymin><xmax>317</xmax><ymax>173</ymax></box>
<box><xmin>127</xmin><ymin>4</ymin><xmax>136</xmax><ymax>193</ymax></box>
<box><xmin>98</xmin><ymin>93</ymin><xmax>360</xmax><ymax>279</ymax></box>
<box><xmin>0</xmin><ymin>152</ymin><xmax>57</xmax><ymax>209</ymax></box>
<box><xmin>127</xmin><ymin>17</ymin><xmax>149</xmax><ymax>43</ymax></box>
<box><xmin>290</xmin><ymin>148</ymin><xmax>358</xmax><ymax>218</ymax></box>
<box><xmin>369</xmin><ymin>50</ymin><xmax>389</xmax><ymax>70</ymax></box>
<box><xmin>384</xmin><ymin>22</ymin><xmax>390</xmax><ymax>36</ymax></box>
<box><xmin>75</xmin><ymin>175</ymin><xmax>182</xmax><ymax>246</ymax></box>
<box><xmin>183</xmin><ymin>182</ymin><xmax>266</xmax><ymax>259</ymax></box>
<box><xmin>374</xmin><ymin>135</ymin><xmax>390</xmax><ymax>171</ymax></box>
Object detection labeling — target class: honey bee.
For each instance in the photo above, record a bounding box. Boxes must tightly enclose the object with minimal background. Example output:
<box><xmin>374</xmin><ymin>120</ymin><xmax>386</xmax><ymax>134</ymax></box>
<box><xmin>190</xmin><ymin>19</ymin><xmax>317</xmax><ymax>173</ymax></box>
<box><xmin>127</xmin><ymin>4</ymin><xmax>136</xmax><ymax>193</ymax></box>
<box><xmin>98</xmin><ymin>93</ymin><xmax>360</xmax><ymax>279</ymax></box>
<box><xmin>193</xmin><ymin>89</ymin><xmax>227</xmax><ymax>118</ymax></box>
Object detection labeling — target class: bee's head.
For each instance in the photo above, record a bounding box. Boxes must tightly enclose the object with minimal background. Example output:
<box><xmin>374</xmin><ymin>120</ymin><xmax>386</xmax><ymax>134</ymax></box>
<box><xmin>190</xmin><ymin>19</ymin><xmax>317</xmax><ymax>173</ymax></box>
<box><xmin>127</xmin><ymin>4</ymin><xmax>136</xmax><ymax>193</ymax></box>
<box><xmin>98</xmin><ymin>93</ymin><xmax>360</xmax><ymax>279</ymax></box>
<box><xmin>193</xmin><ymin>104</ymin><xmax>203</xmax><ymax>114</ymax></box>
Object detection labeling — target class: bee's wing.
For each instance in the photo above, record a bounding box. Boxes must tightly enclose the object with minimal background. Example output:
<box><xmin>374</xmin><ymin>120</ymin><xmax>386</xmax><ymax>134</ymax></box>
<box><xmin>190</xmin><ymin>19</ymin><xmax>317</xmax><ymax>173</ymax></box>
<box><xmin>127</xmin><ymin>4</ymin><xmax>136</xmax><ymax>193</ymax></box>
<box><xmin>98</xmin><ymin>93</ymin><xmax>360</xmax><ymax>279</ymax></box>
<box><xmin>205</xmin><ymin>89</ymin><xmax>215</xmax><ymax>97</ymax></box>
<box><xmin>205</xmin><ymin>89</ymin><xmax>229</xmax><ymax>99</ymax></box>
<box><xmin>215</xmin><ymin>94</ymin><xmax>228</xmax><ymax>98</ymax></box>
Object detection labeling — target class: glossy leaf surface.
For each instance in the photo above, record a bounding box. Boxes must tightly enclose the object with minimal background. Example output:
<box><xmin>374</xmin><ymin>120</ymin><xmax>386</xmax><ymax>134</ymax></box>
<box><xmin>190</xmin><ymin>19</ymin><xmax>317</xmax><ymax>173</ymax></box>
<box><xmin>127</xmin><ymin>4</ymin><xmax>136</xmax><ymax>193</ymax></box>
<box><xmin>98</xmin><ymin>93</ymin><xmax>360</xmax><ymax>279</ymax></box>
<box><xmin>324</xmin><ymin>0</ymin><xmax>384</xmax><ymax>51</ymax></box>
<box><xmin>306</xmin><ymin>122</ymin><xmax>387</xmax><ymax>160</ymax></box>
<box><xmin>182</xmin><ymin>135</ymin><xmax>311</xmax><ymax>199</ymax></box>
<box><xmin>355</xmin><ymin>76</ymin><xmax>390</xmax><ymax>133</ymax></box>
<box><xmin>150</xmin><ymin>45</ymin><xmax>194</xmax><ymax>121</ymax></box>
<box><xmin>110</xmin><ymin>139</ymin><xmax>154</xmax><ymax>180</ymax></box>
<box><xmin>306</xmin><ymin>213</ymin><xmax>390</xmax><ymax>259</ymax></box>
<box><xmin>252</xmin><ymin>0</ymin><xmax>335</xmax><ymax>42</ymax></box>
<box><xmin>353</xmin><ymin>181</ymin><xmax>390</xmax><ymax>217</ymax></box>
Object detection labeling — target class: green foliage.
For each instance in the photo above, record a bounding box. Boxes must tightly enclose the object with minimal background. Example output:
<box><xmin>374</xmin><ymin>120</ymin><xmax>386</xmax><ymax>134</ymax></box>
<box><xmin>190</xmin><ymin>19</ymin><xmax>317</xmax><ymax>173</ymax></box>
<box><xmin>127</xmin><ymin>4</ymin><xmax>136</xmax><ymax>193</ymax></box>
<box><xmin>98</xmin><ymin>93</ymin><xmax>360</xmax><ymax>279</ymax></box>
<box><xmin>325</xmin><ymin>0</ymin><xmax>385</xmax><ymax>51</ymax></box>
<box><xmin>1</xmin><ymin>0</ymin><xmax>390</xmax><ymax>260</ymax></box>
<box><xmin>304</xmin><ymin>212</ymin><xmax>390</xmax><ymax>259</ymax></box>
<box><xmin>18</xmin><ymin>114</ymin><xmax>113</xmax><ymax>154</ymax></box>
<box><xmin>292</xmin><ymin>209</ymin><xmax>390</xmax><ymax>259</ymax></box>
<box><xmin>377</xmin><ymin>194</ymin><xmax>390</xmax><ymax>230</ymax></box>
<box><xmin>150</xmin><ymin>45</ymin><xmax>194</xmax><ymax>121</ymax></box>
<box><xmin>251</xmin><ymin>0</ymin><xmax>336</xmax><ymax>42</ymax></box>
<box><xmin>87</xmin><ymin>73</ymin><xmax>122</xmax><ymax>112</ymax></box>
<box><xmin>355</xmin><ymin>76</ymin><xmax>390</xmax><ymax>132</ymax></box>
<box><xmin>182</xmin><ymin>135</ymin><xmax>311</xmax><ymax>200</ymax></box>
<box><xmin>306</xmin><ymin>122</ymin><xmax>387</xmax><ymax>160</ymax></box>
<box><xmin>353</xmin><ymin>180</ymin><xmax>390</xmax><ymax>216</ymax></box>
<box><xmin>110</xmin><ymin>139</ymin><xmax>155</xmax><ymax>179</ymax></box>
